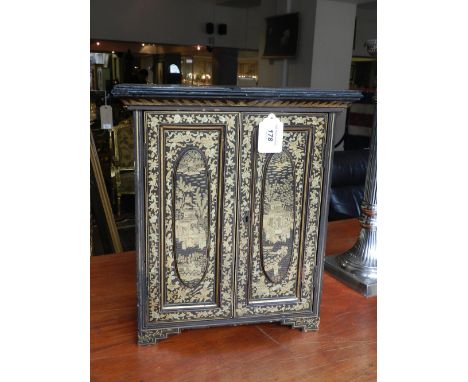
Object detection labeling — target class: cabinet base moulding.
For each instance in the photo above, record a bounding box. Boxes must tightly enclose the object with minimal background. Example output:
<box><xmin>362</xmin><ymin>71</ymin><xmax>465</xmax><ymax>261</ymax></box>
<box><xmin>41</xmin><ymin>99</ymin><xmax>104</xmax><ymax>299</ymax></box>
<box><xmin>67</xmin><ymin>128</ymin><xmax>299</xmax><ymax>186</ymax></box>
<box><xmin>138</xmin><ymin>315</ymin><xmax>321</xmax><ymax>344</ymax></box>
<box><xmin>281</xmin><ymin>316</ymin><xmax>320</xmax><ymax>332</ymax></box>
<box><xmin>137</xmin><ymin>328</ymin><xmax>181</xmax><ymax>345</ymax></box>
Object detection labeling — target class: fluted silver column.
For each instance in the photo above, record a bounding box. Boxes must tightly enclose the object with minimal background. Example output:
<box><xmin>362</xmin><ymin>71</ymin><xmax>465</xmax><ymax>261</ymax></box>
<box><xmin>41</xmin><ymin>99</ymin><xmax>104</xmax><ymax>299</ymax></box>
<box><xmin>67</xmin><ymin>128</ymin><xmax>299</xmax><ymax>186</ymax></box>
<box><xmin>325</xmin><ymin>38</ymin><xmax>377</xmax><ymax>297</ymax></box>
<box><xmin>325</xmin><ymin>112</ymin><xmax>377</xmax><ymax>296</ymax></box>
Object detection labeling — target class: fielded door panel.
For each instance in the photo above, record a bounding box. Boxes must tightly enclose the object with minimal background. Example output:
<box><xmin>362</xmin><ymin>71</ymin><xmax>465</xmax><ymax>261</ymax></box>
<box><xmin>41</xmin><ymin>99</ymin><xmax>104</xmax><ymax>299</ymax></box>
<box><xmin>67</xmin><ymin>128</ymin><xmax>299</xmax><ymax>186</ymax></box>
<box><xmin>143</xmin><ymin>111</ymin><xmax>238</xmax><ymax>324</ymax></box>
<box><xmin>236</xmin><ymin>113</ymin><xmax>329</xmax><ymax>318</ymax></box>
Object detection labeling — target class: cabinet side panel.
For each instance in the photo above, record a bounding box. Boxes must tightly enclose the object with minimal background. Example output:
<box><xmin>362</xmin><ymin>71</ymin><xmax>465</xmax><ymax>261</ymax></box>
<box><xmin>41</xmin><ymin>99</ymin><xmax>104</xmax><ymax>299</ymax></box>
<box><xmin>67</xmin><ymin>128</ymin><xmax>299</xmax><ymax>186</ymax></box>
<box><xmin>135</xmin><ymin>110</ymin><xmax>146</xmax><ymax>333</ymax></box>
<box><xmin>312</xmin><ymin>112</ymin><xmax>336</xmax><ymax>316</ymax></box>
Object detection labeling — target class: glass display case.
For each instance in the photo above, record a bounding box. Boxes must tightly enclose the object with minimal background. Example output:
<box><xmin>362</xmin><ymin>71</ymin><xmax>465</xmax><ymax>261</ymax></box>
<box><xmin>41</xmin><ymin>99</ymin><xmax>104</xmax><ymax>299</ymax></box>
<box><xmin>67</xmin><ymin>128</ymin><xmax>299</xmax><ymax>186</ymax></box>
<box><xmin>181</xmin><ymin>55</ymin><xmax>212</xmax><ymax>86</ymax></box>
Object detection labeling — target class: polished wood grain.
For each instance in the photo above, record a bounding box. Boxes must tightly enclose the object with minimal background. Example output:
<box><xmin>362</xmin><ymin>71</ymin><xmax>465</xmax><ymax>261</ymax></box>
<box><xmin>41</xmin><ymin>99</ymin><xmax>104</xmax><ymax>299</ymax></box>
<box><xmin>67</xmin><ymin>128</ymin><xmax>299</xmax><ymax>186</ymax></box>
<box><xmin>91</xmin><ymin>218</ymin><xmax>375</xmax><ymax>382</ymax></box>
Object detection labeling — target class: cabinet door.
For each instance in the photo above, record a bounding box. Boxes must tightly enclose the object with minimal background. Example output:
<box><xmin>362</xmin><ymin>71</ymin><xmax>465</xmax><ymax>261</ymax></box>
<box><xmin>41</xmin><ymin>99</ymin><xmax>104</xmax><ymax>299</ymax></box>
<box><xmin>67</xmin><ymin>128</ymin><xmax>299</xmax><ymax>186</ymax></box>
<box><xmin>236</xmin><ymin>113</ymin><xmax>329</xmax><ymax>318</ymax></box>
<box><xmin>143</xmin><ymin>112</ymin><xmax>238</xmax><ymax>325</ymax></box>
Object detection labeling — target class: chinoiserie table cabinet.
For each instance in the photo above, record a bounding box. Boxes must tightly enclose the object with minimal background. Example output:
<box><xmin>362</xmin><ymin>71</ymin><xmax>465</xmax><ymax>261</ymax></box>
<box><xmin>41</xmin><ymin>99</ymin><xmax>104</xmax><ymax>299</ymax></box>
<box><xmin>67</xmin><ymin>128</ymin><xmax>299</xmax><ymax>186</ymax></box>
<box><xmin>112</xmin><ymin>85</ymin><xmax>361</xmax><ymax>344</ymax></box>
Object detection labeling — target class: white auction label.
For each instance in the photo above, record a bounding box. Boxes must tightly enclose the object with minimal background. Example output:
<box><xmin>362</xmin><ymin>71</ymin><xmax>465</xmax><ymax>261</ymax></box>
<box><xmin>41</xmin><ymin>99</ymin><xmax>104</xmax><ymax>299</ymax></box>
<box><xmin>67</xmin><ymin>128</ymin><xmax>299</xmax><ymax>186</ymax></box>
<box><xmin>258</xmin><ymin>113</ymin><xmax>283</xmax><ymax>153</ymax></box>
<box><xmin>100</xmin><ymin>105</ymin><xmax>113</xmax><ymax>130</ymax></box>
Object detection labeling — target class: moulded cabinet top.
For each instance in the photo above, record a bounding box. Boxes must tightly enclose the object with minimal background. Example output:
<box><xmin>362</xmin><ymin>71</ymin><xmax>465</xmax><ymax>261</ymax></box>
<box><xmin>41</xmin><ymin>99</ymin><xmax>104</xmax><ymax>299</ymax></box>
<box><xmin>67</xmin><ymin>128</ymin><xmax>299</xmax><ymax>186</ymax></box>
<box><xmin>111</xmin><ymin>84</ymin><xmax>362</xmax><ymax>104</ymax></box>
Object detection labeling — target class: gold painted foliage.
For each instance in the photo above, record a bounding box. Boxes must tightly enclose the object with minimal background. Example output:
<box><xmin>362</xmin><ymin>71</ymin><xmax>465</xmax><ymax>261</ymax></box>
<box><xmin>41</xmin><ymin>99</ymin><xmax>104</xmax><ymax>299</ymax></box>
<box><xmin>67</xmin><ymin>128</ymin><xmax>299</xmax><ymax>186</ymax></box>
<box><xmin>237</xmin><ymin>113</ymin><xmax>327</xmax><ymax>316</ymax></box>
<box><xmin>142</xmin><ymin>111</ymin><xmax>326</xmax><ymax>323</ymax></box>
<box><xmin>145</xmin><ymin>112</ymin><xmax>238</xmax><ymax>322</ymax></box>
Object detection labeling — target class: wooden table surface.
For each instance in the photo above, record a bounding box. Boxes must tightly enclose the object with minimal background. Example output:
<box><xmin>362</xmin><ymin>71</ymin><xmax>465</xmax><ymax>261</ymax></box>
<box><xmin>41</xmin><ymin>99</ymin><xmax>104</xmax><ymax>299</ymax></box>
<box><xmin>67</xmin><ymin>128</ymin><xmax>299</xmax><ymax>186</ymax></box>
<box><xmin>91</xmin><ymin>219</ymin><xmax>376</xmax><ymax>382</ymax></box>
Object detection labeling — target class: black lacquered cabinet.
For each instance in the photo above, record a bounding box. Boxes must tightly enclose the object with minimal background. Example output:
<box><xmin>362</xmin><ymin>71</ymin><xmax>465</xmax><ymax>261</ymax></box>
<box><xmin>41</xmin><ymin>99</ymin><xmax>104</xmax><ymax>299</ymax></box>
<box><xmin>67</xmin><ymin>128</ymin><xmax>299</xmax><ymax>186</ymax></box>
<box><xmin>112</xmin><ymin>85</ymin><xmax>361</xmax><ymax>344</ymax></box>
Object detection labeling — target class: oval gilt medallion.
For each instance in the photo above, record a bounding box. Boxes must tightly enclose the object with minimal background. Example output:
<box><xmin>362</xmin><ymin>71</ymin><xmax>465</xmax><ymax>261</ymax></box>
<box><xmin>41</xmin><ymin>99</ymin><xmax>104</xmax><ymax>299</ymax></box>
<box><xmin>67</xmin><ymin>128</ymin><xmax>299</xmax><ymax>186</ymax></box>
<box><xmin>261</xmin><ymin>152</ymin><xmax>295</xmax><ymax>283</ymax></box>
<box><xmin>174</xmin><ymin>149</ymin><xmax>209</xmax><ymax>287</ymax></box>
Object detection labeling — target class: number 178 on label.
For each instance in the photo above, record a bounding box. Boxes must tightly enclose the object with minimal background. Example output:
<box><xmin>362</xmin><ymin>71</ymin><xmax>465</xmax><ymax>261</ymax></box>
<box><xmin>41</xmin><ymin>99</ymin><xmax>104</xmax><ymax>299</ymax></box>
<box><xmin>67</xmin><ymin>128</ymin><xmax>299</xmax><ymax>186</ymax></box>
<box><xmin>258</xmin><ymin>114</ymin><xmax>284</xmax><ymax>153</ymax></box>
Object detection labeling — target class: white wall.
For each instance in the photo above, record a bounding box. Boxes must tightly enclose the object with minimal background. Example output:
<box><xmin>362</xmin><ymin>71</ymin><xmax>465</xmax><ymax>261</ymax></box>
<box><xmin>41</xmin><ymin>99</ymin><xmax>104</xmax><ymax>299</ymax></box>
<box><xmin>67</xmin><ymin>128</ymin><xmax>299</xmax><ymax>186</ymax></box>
<box><xmin>286</xmin><ymin>0</ymin><xmax>317</xmax><ymax>87</ymax></box>
<box><xmin>256</xmin><ymin>0</ymin><xmax>358</xmax><ymax>150</ymax></box>
<box><xmin>310</xmin><ymin>0</ymin><xmax>356</xmax><ymax>89</ymax></box>
<box><xmin>256</xmin><ymin>0</ymin><xmax>287</xmax><ymax>87</ymax></box>
<box><xmin>353</xmin><ymin>4</ymin><xmax>377</xmax><ymax>57</ymax></box>
<box><xmin>91</xmin><ymin>0</ymin><xmax>261</xmax><ymax>50</ymax></box>
<box><xmin>257</xmin><ymin>0</ymin><xmax>318</xmax><ymax>88</ymax></box>
<box><xmin>257</xmin><ymin>0</ymin><xmax>358</xmax><ymax>89</ymax></box>
<box><xmin>310</xmin><ymin>0</ymin><xmax>357</xmax><ymax>150</ymax></box>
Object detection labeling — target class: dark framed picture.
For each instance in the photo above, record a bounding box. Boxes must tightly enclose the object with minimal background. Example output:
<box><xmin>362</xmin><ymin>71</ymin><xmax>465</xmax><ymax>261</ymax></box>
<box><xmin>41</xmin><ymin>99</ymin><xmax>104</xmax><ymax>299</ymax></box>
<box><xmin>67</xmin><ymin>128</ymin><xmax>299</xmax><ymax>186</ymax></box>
<box><xmin>263</xmin><ymin>12</ymin><xmax>299</xmax><ymax>59</ymax></box>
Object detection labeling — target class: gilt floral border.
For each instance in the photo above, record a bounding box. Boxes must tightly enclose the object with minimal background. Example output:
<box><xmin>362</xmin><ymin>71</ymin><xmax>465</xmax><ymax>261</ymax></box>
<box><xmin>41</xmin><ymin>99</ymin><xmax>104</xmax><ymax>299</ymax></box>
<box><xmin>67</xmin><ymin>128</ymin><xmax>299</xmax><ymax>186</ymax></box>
<box><xmin>145</xmin><ymin>112</ymin><xmax>238</xmax><ymax>322</ymax></box>
<box><xmin>236</xmin><ymin>113</ymin><xmax>327</xmax><ymax>317</ymax></box>
<box><xmin>142</xmin><ymin>111</ymin><xmax>327</xmax><ymax>322</ymax></box>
